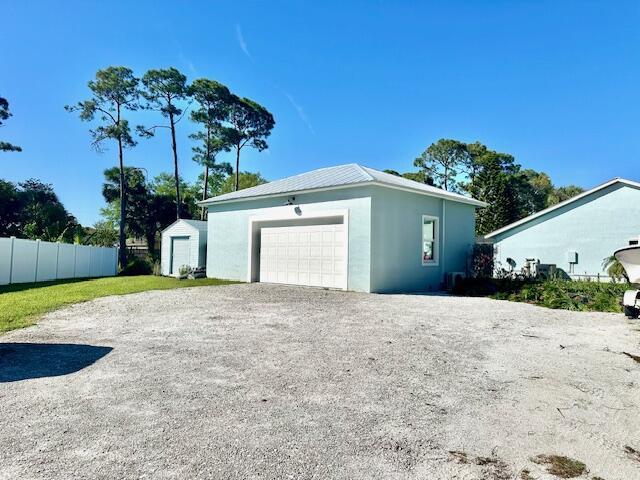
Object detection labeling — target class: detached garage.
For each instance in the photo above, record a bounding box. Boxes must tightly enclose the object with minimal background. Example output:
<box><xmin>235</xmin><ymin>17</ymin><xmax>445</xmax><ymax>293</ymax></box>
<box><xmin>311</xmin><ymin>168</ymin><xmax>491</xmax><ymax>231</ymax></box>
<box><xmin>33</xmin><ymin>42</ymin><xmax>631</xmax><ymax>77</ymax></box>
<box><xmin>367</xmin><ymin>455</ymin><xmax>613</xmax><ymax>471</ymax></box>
<box><xmin>161</xmin><ymin>219</ymin><xmax>207</xmax><ymax>276</ymax></box>
<box><xmin>200</xmin><ymin>164</ymin><xmax>486</xmax><ymax>293</ymax></box>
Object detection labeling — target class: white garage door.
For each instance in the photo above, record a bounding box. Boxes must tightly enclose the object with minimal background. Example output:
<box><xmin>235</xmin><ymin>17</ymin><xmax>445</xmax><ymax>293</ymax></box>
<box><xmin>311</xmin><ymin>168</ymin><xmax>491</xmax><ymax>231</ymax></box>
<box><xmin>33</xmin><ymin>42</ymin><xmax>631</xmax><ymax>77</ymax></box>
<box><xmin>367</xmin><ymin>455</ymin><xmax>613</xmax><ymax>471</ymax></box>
<box><xmin>259</xmin><ymin>224</ymin><xmax>347</xmax><ymax>289</ymax></box>
<box><xmin>171</xmin><ymin>237</ymin><xmax>191</xmax><ymax>274</ymax></box>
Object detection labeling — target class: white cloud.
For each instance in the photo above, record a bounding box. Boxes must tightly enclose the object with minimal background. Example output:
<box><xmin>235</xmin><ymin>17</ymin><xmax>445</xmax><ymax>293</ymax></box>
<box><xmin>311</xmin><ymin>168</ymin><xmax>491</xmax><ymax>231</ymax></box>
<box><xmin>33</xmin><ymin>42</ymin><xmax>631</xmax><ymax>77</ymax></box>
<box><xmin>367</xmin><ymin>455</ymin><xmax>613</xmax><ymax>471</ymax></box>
<box><xmin>179</xmin><ymin>52</ymin><xmax>198</xmax><ymax>76</ymax></box>
<box><xmin>236</xmin><ymin>24</ymin><xmax>253</xmax><ymax>62</ymax></box>
<box><xmin>284</xmin><ymin>92</ymin><xmax>315</xmax><ymax>135</ymax></box>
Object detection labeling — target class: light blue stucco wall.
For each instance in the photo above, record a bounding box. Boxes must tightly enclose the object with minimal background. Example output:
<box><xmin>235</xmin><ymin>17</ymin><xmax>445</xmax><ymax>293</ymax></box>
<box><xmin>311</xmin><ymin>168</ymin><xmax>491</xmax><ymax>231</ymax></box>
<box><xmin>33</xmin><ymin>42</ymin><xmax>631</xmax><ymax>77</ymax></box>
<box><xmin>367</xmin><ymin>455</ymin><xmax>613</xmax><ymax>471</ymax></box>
<box><xmin>492</xmin><ymin>183</ymin><xmax>640</xmax><ymax>278</ymax></box>
<box><xmin>370</xmin><ymin>187</ymin><xmax>477</xmax><ymax>293</ymax></box>
<box><xmin>206</xmin><ymin>187</ymin><xmax>373</xmax><ymax>292</ymax></box>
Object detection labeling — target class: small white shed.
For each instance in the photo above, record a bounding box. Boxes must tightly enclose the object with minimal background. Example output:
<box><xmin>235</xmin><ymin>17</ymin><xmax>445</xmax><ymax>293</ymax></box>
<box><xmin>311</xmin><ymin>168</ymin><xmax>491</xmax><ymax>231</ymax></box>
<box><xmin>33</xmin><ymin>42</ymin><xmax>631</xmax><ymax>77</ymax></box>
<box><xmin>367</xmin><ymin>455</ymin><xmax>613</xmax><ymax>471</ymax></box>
<box><xmin>161</xmin><ymin>219</ymin><xmax>208</xmax><ymax>276</ymax></box>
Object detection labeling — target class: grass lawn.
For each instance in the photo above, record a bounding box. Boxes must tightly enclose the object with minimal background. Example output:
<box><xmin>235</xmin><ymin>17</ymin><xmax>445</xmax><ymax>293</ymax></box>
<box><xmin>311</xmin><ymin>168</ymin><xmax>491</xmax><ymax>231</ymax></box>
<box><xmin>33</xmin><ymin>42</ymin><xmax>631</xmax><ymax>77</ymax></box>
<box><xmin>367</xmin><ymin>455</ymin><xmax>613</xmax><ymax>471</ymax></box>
<box><xmin>0</xmin><ymin>275</ymin><xmax>237</xmax><ymax>334</ymax></box>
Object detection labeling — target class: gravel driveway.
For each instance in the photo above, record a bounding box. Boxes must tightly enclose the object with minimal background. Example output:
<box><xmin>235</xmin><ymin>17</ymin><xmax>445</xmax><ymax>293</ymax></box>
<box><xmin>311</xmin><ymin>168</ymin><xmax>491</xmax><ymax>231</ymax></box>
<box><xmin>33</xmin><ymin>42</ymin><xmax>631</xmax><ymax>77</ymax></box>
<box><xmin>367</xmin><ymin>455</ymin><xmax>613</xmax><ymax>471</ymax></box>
<box><xmin>1</xmin><ymin>284</ymin><xmax>639</xmax><ymax>479</ymax></box>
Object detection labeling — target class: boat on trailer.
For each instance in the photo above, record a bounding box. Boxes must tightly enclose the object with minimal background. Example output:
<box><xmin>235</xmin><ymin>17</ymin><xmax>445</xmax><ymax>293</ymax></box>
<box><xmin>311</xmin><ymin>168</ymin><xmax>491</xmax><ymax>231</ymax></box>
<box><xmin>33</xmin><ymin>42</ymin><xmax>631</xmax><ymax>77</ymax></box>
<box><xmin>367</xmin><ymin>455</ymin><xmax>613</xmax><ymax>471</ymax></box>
<box><xmin>614</xmin><ymin>237</ymin><xmax>640</xmax><ymax>318</ymax></box>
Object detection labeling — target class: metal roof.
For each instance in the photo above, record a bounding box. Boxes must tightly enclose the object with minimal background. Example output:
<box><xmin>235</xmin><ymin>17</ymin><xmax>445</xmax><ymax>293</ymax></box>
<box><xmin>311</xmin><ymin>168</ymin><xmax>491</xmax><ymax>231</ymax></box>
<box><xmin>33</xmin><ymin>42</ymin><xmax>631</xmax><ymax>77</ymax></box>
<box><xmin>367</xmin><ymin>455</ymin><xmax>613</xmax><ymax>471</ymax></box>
<box><xmin>199</xmin><ymin>164</ymin><xmax>486</xmax><ymax>207</ymax></box>
<box><xmin>485</xmin><ymin>177</ymin><xmax>640</xmax><ymax>239</ymax></box>
<box><xmin>161</xmin><ymin>218</ymin><xmax>208</xmax><ymax>233</ymax></box>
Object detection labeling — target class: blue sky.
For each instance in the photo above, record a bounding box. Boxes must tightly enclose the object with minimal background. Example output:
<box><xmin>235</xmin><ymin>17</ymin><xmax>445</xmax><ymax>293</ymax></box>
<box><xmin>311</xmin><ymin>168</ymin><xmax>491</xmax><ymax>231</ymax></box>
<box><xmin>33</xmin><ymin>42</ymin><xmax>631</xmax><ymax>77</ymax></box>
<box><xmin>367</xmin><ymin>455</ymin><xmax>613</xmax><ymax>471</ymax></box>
<box><xmin>2</xmin><ymin>1</ymin><xmax>639</xmax><ymax>225</ymax></box>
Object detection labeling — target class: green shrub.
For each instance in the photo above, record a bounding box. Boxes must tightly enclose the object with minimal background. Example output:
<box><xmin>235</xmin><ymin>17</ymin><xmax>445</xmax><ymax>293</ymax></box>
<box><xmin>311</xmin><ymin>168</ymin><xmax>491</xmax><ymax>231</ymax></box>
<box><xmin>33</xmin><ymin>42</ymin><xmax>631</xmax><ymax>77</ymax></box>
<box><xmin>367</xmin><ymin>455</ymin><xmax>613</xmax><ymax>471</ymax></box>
<box><xmin>470</xmin><ymin>244</ymin><xmax>495</xmax><ymax>278</ymax></box>
<box><xmin>119</xmin><ymin>256</ymin><xmax>153</xmax><ymax>276</ymax></box>
<box><xmin>454</xmin><ymin>278</ymin><xmax>628</xmax><ymax>313</ymax></box>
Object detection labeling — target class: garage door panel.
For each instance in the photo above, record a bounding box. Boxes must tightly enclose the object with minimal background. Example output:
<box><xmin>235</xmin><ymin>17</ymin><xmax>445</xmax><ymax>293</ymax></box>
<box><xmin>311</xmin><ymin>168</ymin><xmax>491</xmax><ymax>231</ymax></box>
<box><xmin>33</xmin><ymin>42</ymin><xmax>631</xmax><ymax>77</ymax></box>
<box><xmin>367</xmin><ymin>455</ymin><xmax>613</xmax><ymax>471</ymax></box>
<box><xmin>309</xmin><ymin>258</ymin><xmax>322</xmax><ymax>272</ymax></box>
<box><xmin>310</xmin><ymin>232</ymin><xmax>322</xmax><ymax>245</ymax></box>
<box><xmin>259</xmin><ymin>223</ymin><xmax>346</xmax><ymax>289</ymax></box>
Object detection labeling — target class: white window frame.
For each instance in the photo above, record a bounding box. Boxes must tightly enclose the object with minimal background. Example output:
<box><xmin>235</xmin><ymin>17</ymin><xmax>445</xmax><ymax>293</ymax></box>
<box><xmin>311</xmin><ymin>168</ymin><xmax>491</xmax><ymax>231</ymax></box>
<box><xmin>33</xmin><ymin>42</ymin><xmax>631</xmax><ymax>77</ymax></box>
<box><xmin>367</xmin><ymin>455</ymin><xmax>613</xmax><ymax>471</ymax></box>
<box><xmin>421</xmin><ymin>214</ymin><xmax>439</xmax><ymax>267</ymax></box>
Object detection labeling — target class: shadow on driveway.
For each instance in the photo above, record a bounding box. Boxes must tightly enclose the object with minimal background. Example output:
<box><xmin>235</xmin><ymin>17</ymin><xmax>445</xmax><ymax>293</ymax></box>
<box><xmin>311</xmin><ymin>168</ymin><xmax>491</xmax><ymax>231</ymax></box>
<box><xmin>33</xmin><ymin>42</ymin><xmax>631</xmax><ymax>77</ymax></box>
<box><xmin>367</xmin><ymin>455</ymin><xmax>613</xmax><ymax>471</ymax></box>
<box><xmin>0</xmin><ymin>343</ymin><xmax>112</xmax><ymax>382</ymax></box>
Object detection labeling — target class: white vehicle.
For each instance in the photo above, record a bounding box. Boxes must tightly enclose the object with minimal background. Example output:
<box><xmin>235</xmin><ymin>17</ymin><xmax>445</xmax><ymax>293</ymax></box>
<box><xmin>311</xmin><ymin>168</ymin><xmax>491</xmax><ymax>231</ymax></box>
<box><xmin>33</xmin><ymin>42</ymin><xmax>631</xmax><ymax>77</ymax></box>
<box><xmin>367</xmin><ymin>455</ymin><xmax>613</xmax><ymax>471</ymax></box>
<box><xmin>614</xmin><ymin>237</ymin><xmax>640</xmax><ymax>318</ymax></box>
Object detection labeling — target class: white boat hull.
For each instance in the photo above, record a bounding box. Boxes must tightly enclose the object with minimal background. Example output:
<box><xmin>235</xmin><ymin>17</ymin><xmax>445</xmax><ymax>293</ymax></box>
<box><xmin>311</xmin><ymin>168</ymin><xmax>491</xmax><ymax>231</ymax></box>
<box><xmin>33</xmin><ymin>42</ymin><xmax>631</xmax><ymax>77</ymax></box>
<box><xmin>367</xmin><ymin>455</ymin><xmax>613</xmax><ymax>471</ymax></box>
<box><xmin>615</xmin><ymin>246</ymin><xmax>640</xmax><ymax>283</ymax></box>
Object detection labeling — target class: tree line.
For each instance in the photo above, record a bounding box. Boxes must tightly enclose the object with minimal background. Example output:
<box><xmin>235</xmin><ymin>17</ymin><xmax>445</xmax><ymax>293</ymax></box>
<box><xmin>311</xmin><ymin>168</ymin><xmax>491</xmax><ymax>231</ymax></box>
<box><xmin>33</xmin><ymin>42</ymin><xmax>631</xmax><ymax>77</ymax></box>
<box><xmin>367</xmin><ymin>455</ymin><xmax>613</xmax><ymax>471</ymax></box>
<box><xmin>0</xmin><ymin>178</ymin><xmax>79</xmax><ymax>242</ymax></box>
<box><xmin>0</xmin><ymin>96</ymin><xmax>22</xmax><ymax>152</ymax></box>
<box><xmin>64</xmin><ymin>66</ymin><xmax>275</xmax><ymax>268</ymax></box>
<box><xmin>93</xmin><ymin>167</ymin><xmax>267</xmax><ymax>259</ymax></box>
<box><xmin>387</xmin><ymin>138</ymin><xmax>584</xmax><ymax>235</ymax></box>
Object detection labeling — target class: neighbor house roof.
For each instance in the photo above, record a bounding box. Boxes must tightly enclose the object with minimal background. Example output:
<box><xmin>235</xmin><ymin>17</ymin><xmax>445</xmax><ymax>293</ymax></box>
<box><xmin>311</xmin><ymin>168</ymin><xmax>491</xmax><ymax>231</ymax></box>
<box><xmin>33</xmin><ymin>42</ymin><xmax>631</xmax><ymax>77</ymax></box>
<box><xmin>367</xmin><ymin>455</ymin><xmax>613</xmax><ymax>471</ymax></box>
<box><xmin>198</xmin><ymin>164</ymin><xmax>487</xmax><ymax>207</ymax></box>
<box><xmin>485</xmin><ymin>177</ymin><xmax>640</xmax><ymax>239</ymax></box>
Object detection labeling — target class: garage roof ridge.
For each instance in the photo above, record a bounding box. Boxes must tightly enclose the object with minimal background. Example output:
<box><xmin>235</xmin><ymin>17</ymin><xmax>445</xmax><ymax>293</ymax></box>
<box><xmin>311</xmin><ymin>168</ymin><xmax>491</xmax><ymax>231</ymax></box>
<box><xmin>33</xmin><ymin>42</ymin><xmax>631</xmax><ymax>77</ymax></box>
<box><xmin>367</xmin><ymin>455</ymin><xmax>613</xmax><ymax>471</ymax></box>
<box><xmin>198</xmin><ymin>163</ymin><xmax>486</xmax><ymax>207</ymax></box>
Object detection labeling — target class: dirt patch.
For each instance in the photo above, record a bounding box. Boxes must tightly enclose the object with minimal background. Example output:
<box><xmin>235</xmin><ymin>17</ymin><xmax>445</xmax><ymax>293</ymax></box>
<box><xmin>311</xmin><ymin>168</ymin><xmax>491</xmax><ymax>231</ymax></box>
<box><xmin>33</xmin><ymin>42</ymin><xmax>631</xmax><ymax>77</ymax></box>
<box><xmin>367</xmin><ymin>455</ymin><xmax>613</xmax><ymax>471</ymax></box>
<box><xmin>449</xmin><ymin>451</ymin><xmax>511</xmax><ymax>479</ymax></box>
<box><xmin>519</xmin><ymin>469</ymin><xmax>534</xmax><ymax>480</ymax></box>
<box><xmin>531</xmin><ymin>454</ymin><xmax>587</xmax><ymax>478</ymax></box>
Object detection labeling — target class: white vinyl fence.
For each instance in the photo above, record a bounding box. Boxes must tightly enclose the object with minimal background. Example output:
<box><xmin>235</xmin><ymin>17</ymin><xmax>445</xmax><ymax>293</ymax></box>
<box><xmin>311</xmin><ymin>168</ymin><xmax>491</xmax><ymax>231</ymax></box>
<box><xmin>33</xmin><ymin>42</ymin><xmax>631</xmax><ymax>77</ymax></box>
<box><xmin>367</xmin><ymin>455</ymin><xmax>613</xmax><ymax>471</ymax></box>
<box><xmin>0</xmin><ymin>237</ymin><xmax>118</xmax><ymax>285</ymax></box>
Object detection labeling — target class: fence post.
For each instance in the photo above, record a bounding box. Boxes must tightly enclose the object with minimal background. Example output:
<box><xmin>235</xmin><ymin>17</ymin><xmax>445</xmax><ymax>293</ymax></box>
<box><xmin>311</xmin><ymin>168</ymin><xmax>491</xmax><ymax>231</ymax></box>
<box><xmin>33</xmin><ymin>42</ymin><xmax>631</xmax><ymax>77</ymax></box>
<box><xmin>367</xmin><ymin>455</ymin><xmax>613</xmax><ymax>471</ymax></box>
<box><xmin>34</xmin><ymin>239</ymin><xmax>41</xmax><ymax>283</ymax></box>
<box><xmin>8</xmin><ymin>236</ymin><xmax>15</xmax><ymax>285</ymax></box>
<box><xmin>73</xmin><ymin>243</ymin><xmax>78</xmax><ymax>278</ymax></box>
<box><xmin>55</xmin><ymin>242</ymin><xmax>60</xmax><ymax>280</ymax></box>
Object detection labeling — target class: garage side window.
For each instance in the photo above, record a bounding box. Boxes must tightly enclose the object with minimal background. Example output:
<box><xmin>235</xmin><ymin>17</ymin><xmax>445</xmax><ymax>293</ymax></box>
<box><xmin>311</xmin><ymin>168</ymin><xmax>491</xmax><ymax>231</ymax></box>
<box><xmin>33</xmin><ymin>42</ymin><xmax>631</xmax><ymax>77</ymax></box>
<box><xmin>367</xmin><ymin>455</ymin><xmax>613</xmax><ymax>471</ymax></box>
<box><xmin>422</xmin><ymin>215</ymin><xmax>438</xmax><ymax>266</ymax></box>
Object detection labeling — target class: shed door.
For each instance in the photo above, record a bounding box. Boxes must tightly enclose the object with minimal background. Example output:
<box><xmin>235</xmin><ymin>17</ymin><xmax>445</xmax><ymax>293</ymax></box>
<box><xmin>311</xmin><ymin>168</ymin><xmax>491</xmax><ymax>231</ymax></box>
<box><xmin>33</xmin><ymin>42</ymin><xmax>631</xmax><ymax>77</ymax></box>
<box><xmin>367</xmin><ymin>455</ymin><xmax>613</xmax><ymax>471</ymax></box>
<box><xmin>259</xmin><ymin>224</ymin><xmax>346</xmax><ymax>289</ymax></box>
<box><xmin>171</xmin><ymin>237</ymin><xmax>191</xmax><ymax>274</ymax></box>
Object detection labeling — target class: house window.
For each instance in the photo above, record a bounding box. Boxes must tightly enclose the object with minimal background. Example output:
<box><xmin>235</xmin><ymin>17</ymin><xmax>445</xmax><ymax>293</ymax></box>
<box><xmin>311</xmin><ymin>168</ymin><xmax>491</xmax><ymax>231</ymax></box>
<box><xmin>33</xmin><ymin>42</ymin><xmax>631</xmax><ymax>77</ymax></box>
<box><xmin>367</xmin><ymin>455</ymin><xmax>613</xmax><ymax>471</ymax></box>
<box><xmin>422</xmin><ymin>215</ymin><xmax>439</xmax><ymax>266</ymax></box>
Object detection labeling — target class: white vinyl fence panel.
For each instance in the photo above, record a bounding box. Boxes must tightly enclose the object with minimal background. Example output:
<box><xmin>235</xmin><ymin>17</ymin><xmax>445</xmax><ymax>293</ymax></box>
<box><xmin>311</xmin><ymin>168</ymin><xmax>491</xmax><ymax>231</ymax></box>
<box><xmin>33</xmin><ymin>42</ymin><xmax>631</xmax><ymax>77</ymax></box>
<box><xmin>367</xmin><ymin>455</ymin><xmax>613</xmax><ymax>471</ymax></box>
<box><xmin>36</xmin><ymin>241</ymin><xmax>58</xmax><ymax>282</ymax></box>
<box><xmin>0</xmin><ymin>237</ymin><xmax>12</xmax><ymax>285</ymax></box>
<box><xmin>0</xmin><ymin>237</ymin><xmax>118</xmax><ymax>285</ymax></box>
<box><xmin>57</xmin><ymin>243</ymin><xmax>76</xmax><ymax>279</ymax></box>
<box><xmin>11</xmin><ymin>239</ymin><xmax>38</xmax><ymax>284</ymax></box>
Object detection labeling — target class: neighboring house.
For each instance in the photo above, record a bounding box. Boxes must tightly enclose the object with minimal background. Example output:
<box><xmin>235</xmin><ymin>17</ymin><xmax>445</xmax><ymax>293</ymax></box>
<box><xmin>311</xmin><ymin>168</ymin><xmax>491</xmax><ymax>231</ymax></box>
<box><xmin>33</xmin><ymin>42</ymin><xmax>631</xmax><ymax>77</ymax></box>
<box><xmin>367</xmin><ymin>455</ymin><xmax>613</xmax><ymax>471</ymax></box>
<box><xmin>125</xmin><ymin>237</ymin><xmax>150</xmax><ymax>260</ymax></box>
<box><xmin>199</xmin><ymin>164</ymin><xmax>485</xmax><ymax>293</ymax></box>
<box><xmin>161</xmin><ymin>219</ymin><xmax>207</xmax><ymax>276</ymax></box>
<box><xmin>486</xmin><ymin>178</ymin><xmax>640</xmax><ymax>280</ymax></box>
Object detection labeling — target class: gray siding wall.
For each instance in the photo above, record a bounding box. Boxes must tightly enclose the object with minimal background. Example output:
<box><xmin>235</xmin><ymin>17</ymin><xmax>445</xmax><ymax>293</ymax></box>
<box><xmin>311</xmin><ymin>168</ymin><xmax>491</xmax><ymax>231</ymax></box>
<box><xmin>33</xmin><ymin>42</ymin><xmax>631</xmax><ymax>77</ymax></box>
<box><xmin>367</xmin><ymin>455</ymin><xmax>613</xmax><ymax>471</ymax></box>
<box><xmin>369</xmin><ymin>186</ymin><xmax>476</xmax><ymax>293</ymax></box>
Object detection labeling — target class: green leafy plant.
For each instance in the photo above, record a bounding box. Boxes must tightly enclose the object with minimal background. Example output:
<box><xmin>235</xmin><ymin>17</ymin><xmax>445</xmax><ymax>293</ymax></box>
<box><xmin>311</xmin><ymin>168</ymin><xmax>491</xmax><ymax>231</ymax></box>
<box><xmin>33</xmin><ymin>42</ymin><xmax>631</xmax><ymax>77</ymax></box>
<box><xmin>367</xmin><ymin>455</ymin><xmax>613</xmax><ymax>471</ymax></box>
<box><xmin>120</xmin><ymin>256</ymin><xmax>153</xmax><ymax>276</ymax></box>
<box><xmin>454</xmin><ymin>278</ymin><xmax>627</xmax><ymax>313</ymax></box>
<box><xmin>602</xmin><ymin>255</ymin><xmax>629</xmax><ymax>283</ymax></box>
